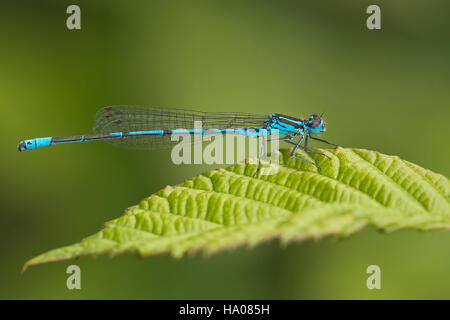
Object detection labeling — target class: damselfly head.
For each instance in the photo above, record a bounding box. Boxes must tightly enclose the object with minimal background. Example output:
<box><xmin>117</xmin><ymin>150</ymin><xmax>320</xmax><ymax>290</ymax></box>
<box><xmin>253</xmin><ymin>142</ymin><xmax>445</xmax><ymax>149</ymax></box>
<box><xmin>305</xmin><ymin>114</ymin><xmax>326</xmax><ymax>134</ymax></box>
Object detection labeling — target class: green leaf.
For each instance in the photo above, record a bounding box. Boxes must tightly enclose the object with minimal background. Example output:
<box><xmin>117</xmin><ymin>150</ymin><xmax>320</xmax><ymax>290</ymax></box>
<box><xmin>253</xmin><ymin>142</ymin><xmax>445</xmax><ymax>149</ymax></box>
<box><xmin>23</xmin><ymin>147</ymin><xmax>450</xmax><ymax>271</ymax></box>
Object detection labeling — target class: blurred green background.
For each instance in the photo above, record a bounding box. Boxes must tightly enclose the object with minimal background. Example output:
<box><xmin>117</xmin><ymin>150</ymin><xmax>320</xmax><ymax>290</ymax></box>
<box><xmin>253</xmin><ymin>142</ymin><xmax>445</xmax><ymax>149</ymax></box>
<box><xmin>1</xmin><ymin>0</ymin><xmax>449</xmax><ymax>299</ymax></box>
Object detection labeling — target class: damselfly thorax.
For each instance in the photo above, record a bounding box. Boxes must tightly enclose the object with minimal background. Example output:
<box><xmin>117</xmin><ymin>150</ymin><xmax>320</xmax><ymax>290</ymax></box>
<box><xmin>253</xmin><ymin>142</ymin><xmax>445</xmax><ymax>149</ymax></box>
<box><xmin>264</xmin><ymin>113</ymin><xmax>306</xmax><ymax>135</ymax></box>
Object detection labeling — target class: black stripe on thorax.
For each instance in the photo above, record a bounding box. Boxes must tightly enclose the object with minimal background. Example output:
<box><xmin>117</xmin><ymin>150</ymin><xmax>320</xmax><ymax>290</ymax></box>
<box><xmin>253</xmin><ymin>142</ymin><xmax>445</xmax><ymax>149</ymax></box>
<box><xmin>272</xmin><ymin>113</ymin><xmax>304</xmax><ymax>129</ymax></box>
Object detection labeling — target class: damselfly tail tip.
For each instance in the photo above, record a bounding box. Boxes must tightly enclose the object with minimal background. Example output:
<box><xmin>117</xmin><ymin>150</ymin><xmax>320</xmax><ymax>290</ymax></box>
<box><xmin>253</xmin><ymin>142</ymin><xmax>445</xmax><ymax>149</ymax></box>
<box><xmin>18</xmin><ymin>141</ymin><xmax>26</xmax><ymax>152</ymax></box>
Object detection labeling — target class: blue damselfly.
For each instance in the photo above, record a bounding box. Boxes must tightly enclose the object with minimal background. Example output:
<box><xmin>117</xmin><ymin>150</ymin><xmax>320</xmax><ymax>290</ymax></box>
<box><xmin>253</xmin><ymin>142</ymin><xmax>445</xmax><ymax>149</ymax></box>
<box><xmin>17</xmin><ymin>106</ymin><xmax>337</xmax><ymax>174</ymax></box>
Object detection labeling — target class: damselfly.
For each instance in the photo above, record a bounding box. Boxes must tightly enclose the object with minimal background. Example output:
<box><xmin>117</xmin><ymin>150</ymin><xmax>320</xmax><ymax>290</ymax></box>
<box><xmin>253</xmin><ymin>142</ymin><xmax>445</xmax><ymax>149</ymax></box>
<box><xmin>17</xmin><ymin>106</ymin><xmax>337</xmax><ymax>173</ymax></box>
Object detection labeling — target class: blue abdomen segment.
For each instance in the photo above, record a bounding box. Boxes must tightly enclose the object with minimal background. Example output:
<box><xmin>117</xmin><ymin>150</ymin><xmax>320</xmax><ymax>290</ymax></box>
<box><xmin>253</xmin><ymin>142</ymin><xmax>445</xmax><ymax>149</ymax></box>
<box><xmin>18</xmin><ymin>137</ymin><xmax>52</xmax><ymax>151</ymax></box>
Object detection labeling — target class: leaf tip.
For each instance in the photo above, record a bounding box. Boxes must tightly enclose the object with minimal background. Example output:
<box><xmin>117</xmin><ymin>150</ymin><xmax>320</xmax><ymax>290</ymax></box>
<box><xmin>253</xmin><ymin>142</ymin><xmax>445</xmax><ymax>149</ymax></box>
<box><xmin>21</xmin><ymin>264</ymin><xmax>28</xmax><ymax>274</ymax></box>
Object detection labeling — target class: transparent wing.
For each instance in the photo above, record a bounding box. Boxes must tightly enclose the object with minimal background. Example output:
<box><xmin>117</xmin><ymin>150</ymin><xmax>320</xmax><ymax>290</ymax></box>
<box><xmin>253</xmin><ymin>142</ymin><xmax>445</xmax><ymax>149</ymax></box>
<box><xmin>92</xmin><ymin>105</ymin><xmax>268</xmax><ymax>150</ymax></box>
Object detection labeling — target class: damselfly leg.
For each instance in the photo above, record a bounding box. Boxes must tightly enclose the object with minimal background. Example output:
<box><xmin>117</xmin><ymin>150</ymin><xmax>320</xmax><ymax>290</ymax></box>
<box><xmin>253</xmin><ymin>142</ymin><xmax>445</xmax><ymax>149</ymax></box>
<box><xmin>254</xmin><ymin>138</ymin><xmax>266</xmax><ymax>177</ymax></box>
<box><xmin>302</xmin><ymin>135</ymin><xmax>331</xmax><ymax>160</ymax></box>
<box><xmin>309</xmin><ymin>136</ymin><xmax>338</xmax><ymax>147</ymax></box>
<box><xmin>290</xmin><ymin>135</ymin><xmax>322</xmax><ymax>170</ymax></box>
<box><xmin>254</xmin><ymin>134</ymin><xmax>295</xmax><ymax>176</ymax></box>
